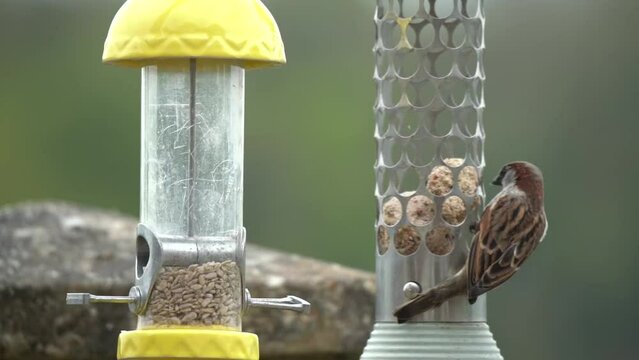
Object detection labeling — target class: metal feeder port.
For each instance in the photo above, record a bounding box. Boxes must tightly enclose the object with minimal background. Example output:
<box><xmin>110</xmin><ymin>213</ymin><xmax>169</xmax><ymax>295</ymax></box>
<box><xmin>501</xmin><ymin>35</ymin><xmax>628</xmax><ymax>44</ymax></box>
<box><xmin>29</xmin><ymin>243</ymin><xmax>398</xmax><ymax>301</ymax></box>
<box><xmin>361</xmin><ymin>0</ymin><xmax>502</xmax><ymax>358</ymax></box>
<box><xmin>66</xmin><ymin>1</ymin><xmax>310</xmax><ymax>359</ymax></box>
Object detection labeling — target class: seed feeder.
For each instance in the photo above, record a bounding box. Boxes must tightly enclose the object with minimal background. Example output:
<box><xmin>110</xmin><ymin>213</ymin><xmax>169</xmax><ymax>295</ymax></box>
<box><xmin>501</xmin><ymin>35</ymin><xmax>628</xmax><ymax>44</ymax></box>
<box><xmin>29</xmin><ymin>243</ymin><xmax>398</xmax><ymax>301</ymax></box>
<box><xmin>361</xmin><ymin>0</ymin><xmax>502</xmax><ymax>358</ymax></box>
<box><xmin>66</xmin><ymin>1</ymin><xmax>310</xmax><ymax>359</ymax></box>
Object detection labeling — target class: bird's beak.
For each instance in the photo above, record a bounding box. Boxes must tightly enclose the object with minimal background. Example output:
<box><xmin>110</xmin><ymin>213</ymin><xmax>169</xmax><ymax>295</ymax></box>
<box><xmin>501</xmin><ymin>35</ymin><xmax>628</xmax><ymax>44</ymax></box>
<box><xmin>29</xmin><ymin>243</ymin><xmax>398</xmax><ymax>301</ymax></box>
<box><xmin>491</xmin><ymin>177</ymin><xmax>501</xmax><ymax>186</ymax></box>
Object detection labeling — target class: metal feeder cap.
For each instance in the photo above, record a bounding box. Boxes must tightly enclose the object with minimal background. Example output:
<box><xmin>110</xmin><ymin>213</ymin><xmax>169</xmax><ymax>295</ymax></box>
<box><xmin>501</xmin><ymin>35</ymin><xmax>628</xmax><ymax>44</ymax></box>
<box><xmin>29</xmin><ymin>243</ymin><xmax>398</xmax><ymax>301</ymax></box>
<box><xmin>102</xmin><ymin>0</ymin><xmax>286</xmax><ymax>69</ymax></box>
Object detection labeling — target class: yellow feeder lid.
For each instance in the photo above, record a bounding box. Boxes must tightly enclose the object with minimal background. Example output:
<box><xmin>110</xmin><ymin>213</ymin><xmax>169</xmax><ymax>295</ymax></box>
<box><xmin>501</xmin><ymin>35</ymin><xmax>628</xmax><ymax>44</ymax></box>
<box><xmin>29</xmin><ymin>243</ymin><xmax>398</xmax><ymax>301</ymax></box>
<box><xmin>117</xmin><ymin>329</ymin><xmax>259</xmax><ymax>360</ymax></box>
<box><xmin>103</xmin><ymin>0</ymin><xmax>286</xmax><ymax>69</ymax></box>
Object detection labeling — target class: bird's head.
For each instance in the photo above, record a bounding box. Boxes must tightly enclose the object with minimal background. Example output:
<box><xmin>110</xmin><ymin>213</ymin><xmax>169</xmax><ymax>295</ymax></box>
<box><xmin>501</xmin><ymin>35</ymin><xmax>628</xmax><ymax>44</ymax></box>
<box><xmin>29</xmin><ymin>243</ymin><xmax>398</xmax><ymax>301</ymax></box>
<box><xmin>491</xmin><ymin>161</ymin><xmax>544</xmax><ymax>188</ymax></box>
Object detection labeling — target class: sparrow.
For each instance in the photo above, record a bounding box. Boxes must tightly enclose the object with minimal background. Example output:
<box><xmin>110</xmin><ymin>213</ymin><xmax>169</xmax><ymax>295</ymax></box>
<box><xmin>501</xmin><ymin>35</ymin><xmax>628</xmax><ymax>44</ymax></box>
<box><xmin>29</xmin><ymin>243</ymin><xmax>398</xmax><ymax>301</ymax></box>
<box><xmin>394</xmin><ymin>161</ymin><xmax>548</xmax><ymax>323</ymax></box>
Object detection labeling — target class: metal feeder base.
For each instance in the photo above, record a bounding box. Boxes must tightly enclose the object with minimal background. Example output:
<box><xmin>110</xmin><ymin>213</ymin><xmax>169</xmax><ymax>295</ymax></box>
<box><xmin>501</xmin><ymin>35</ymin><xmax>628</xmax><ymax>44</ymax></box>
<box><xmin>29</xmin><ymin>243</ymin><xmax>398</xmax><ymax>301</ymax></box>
<box><xmin>360</xmin><ymin>322</ymin><xmax>503</xmax><ymax>360</ymax></box>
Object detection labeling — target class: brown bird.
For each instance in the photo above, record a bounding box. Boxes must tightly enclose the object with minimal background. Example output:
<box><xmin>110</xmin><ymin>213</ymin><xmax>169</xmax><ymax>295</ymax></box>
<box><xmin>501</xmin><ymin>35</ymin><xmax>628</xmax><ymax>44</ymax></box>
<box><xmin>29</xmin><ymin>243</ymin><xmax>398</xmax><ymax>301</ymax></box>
<box><xmin>394</xmin><ymin>161</ymin><xmax>548</xmax><ymax>323</ymax></box>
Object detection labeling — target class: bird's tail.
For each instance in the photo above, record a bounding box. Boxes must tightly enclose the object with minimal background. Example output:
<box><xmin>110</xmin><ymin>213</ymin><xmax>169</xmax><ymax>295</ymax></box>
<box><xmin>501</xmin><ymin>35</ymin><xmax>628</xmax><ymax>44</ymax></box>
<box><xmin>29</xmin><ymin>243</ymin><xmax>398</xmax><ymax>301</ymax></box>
<box><xmin>394</xmin><ymin>269</ymin><xmax>467</xmax><ymax>323</ymax></box>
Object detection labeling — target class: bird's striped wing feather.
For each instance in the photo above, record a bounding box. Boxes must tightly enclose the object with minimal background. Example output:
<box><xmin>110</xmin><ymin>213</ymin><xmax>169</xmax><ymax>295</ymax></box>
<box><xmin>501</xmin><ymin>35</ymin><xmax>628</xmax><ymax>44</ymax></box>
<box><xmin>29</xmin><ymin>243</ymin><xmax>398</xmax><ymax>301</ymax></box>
<box><xmin>467</xmin><ymin>193</ymin><xmax>545</xmax><ymax>299</ymax></box>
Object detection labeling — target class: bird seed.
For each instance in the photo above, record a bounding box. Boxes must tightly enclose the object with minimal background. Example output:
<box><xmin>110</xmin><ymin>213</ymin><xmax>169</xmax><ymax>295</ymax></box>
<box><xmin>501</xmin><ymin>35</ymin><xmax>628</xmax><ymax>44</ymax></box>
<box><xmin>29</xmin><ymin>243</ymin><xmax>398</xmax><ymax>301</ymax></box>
<box><xmin>142</xmin><ymin>260</ymin><xmax>241</xmax><ymax>329</ymax></box>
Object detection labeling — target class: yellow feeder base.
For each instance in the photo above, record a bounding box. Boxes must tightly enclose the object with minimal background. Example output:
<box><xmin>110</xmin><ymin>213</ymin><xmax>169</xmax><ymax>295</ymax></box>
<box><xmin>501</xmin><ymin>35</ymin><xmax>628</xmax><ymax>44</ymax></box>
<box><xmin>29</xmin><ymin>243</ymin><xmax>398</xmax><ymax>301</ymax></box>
<box><xmin>117</xmin><ymin>329</ymin><xmax>259</xmax><ymax>360</ymax></box>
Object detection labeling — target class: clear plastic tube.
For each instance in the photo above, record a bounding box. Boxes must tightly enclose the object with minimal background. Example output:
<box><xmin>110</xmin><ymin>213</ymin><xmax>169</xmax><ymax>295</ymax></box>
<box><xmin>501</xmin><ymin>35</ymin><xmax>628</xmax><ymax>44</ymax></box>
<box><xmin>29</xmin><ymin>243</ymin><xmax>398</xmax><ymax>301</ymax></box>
<box><xmin>139</xmin><ymin>60</ymin><xmax>245</xmax><ymax>329</ymax></box>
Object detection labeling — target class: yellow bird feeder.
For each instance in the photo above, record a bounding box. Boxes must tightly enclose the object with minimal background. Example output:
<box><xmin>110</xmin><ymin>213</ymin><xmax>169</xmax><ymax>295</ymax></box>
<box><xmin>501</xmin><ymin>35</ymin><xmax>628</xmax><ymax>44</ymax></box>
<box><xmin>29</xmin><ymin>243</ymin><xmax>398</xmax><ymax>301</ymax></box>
<box><xmin>67</xmin><ymin>1</ymin><xmax>309</xmax><ymax>359</ymax></box>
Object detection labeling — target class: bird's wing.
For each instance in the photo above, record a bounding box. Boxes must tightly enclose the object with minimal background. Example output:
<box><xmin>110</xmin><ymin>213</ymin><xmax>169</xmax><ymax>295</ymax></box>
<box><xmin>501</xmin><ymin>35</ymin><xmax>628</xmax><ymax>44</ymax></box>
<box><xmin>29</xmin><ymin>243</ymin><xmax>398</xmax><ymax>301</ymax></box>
<box><xmin>467</xmin><ymin>193</ymin><xmax>546</xmax><ymax>299</ymax></box>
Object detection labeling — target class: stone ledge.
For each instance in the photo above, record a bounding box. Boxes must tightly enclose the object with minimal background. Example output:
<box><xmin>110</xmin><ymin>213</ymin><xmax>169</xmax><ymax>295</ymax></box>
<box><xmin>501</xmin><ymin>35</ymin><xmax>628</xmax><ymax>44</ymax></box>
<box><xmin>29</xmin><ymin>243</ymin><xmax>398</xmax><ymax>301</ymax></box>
<box><xmin>0</xmin><ymin>202</ymin><xmax>375</xmax><ymax>360</ymax></box>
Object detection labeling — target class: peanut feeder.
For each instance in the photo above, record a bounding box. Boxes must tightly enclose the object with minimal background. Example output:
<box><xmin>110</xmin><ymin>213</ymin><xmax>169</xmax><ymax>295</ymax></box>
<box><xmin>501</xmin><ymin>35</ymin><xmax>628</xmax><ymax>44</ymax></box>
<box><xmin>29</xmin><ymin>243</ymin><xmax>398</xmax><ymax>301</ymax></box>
<box><xmin>361</xmin><ymin>1</ymin><xmax>502</xmax><ymax>359</ymax></box>
<box><xmin>66</xmin><ymin>1</ymin><xmax>310</xmax><ymax>359</ymax></box>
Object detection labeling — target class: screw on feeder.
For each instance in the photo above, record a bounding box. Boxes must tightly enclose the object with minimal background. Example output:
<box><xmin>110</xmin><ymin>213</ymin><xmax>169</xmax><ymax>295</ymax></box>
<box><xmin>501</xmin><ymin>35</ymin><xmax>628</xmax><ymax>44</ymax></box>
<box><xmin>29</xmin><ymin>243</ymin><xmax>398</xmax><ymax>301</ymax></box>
<box><xmin>402</xmin><ymin>282</ymin><xmax>422</xmax><ymax>300</ymax></box>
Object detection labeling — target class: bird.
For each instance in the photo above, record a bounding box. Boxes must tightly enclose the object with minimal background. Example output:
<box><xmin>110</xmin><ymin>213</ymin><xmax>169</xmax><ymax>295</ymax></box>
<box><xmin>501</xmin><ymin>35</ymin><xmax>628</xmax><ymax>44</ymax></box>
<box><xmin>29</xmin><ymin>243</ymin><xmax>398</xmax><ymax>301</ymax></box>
<box><xmin>394</xmin><ymin>161</ymin><xmax>548</xmax><ymax>323</ymax></box>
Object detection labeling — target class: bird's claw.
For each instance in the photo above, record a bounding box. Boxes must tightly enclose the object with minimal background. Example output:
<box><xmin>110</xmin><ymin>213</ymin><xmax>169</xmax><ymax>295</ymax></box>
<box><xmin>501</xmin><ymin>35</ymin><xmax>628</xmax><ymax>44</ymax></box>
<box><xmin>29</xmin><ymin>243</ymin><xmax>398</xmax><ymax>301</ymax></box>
<box><xmin>469</xmin><ymin>221</ymin><xmax>479</xmax><ymax>234</ymax></box>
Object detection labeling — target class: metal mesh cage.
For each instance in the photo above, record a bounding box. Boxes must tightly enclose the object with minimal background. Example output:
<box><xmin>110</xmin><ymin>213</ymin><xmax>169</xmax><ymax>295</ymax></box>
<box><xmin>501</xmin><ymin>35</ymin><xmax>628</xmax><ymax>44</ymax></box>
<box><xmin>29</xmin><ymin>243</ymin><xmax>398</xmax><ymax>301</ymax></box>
<box><xmin>374</xmin><ymin>0</ymin><xmax>486</xmax><ymax>322</ymax></box>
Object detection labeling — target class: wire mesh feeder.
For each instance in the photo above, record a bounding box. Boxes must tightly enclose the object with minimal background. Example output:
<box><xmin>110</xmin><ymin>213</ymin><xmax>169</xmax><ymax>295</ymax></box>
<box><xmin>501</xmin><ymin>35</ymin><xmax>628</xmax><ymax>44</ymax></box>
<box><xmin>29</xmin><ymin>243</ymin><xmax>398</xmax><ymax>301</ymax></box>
<box><xmin>362</xmin><ymin>0</ymin><xmax>502</xmax><ymax>358</ymax></box>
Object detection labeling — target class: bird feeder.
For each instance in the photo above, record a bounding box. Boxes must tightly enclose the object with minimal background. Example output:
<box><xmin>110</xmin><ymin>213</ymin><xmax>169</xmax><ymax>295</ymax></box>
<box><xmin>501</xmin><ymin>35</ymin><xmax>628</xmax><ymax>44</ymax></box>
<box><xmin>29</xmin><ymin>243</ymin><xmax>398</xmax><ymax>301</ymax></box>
<box><xmin>361</xmin><ymin>0</ymin><xmax>502</xmax><ymax>358</ymax></box>
<box><xmin>66</xmin><ymin>1</ymin><xmax>310</xmax><ymax>359</ymax></box>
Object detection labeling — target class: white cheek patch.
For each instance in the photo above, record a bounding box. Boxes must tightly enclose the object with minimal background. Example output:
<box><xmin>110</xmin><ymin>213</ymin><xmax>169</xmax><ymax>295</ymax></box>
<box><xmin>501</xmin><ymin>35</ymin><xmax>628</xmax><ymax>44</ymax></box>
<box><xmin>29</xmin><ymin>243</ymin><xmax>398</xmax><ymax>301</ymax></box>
<box><xmin>502</xmin><ymin>169</ymin><xmax>516</xmax><ymax>186</ymax></box>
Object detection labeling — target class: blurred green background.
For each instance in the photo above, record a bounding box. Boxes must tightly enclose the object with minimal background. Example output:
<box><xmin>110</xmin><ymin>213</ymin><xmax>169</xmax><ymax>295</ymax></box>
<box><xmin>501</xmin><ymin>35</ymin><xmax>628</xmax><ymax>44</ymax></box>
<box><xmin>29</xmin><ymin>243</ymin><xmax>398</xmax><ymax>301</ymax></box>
<box><xmin>1</xmin><ymin>0</ymin><xmax>638</xmax><ymax>359</ymax></box>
